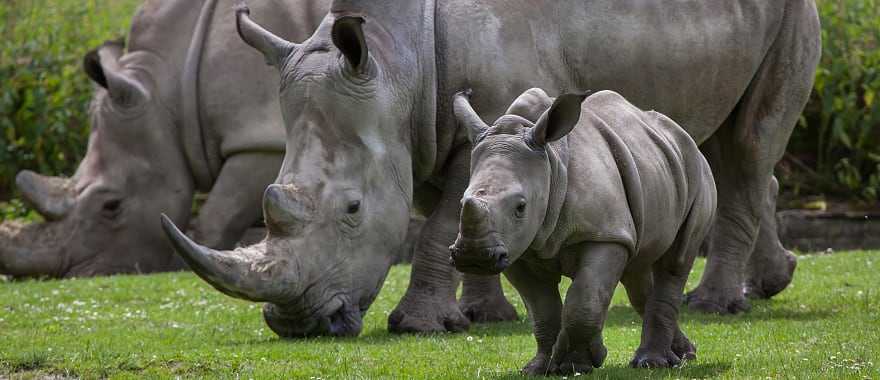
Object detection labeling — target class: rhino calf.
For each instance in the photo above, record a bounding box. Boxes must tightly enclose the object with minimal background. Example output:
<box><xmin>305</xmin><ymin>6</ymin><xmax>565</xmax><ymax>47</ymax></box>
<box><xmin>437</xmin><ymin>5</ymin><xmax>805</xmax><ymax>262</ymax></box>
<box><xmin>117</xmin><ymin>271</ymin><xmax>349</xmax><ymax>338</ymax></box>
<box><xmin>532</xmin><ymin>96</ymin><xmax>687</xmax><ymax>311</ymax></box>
<box><xmin>449</xmin><ymin>89</ymin><xmax>717</xmax><ymax>375</ymax></box>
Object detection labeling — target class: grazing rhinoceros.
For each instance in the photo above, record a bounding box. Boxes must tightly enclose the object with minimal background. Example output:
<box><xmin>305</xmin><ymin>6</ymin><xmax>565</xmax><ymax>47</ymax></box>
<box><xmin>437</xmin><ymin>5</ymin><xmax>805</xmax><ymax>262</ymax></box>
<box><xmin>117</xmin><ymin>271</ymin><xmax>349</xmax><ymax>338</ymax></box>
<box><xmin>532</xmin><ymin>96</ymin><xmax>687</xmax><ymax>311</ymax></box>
<box><xmin>0</xmin><ymin>0</ymin><xmax>328</xmax><ymax>278</ymax></box>
<box><xmin>162</xmin><ymin>0</ymin><xmax>820</xmax><ymax>336</ymax></box>
<box><xmin>449</xmin><ymin>89</ymin><xmax>717</xmax><ymax>375</ymax></box>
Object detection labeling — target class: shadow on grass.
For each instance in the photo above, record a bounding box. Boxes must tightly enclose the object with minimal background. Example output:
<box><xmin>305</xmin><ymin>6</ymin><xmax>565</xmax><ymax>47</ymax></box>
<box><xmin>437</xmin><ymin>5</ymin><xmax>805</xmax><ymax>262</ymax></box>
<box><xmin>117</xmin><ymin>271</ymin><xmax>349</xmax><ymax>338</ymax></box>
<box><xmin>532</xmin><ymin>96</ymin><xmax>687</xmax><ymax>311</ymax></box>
<box><xmin>604</xmin><ymin>300</ymin><xmax>832</xmax><ymax>327</ymax></box>
<box><xmin>485</xmin><ymin>361</ymin><xmax>731</xmax><ymax>379</ymax></box>
<box><xmin>680</xmin><ymin>301</ymin><xmax>833</xmax><ymax>325</ymax></box>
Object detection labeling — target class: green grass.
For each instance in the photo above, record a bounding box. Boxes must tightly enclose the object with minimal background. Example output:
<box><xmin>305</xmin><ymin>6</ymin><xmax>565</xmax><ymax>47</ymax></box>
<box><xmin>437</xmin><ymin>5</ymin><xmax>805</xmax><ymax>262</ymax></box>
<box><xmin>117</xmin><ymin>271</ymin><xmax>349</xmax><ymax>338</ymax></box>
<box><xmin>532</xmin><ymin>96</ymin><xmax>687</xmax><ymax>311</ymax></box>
<box><xmin>1</xmin><ymin>252</ymin><xmax>878</xmax><ymax>379</ymax></box>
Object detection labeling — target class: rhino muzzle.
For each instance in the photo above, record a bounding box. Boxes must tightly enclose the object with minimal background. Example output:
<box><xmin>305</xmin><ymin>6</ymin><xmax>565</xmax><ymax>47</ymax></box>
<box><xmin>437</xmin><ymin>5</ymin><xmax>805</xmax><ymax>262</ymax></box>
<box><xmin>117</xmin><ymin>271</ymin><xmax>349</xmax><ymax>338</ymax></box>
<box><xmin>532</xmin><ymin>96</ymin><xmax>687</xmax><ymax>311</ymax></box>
<box><xmin>0</xmin><ymin>221</ymin><xmax>68</xmax><ymax>278</ymax></box>
<box><xmin>161</xmin><ymin>214</ymin><xmax>361</xmax><ymax>337</ymax></box>
<box><xmin>449</xmin><ymin>196</ymin><xmax>510</xmax><ymax>275</ymax></box>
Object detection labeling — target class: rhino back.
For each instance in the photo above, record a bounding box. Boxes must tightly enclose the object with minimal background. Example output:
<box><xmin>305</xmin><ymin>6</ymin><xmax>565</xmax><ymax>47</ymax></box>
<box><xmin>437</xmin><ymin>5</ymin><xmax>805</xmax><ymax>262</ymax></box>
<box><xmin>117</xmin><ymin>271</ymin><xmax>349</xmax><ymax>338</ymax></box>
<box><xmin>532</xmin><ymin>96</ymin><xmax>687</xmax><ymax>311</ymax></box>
<box><xmin>558</xmin><ymin>91</ymin><xmax>708</xmax><ymax>258</ymax></box>
<box><xmin>199</xmin><ymin>0</ymin><xmax>329</xmax><ymax>161</ymax></box>
<box><xmin>436</xmin><ymin>0</ymin><xmax>784</xmax><ymax>149</ymax></box>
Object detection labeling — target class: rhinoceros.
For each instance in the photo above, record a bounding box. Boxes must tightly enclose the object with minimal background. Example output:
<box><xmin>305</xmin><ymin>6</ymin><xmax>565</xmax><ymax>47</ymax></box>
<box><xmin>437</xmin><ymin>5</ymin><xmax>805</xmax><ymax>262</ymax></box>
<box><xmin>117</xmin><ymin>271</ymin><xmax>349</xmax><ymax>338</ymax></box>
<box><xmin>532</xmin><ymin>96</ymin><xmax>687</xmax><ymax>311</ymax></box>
<box><xmin>0</xmin><ymin>0</ymin><xmax>328</xmax><ymax>278</ymax></box>
<box><xmin>162</xmin><ymin>0</ymin><xmax>820</xmax><ymax>336</ymax></box>
<box><xmin>449</xmin><ymin>89</ymin><xmax>717</xmax><ymax>374</ymax></box>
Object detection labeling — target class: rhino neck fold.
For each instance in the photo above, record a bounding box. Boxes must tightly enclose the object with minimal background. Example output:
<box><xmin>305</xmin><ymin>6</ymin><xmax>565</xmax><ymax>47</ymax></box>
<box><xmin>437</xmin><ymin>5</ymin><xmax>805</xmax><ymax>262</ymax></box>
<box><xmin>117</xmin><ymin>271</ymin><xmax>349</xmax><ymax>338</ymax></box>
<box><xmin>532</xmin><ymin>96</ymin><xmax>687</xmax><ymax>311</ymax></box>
<box><xmin>181</xmin><ymin>0</ymin><xmax>220</xmax><ymax>192</ymax></box>
<box><xmin>411</xmin><ymin>0</ymin><xmax>438</xmax><ymax>184</ymax></box>
<box><xmin>528</xmin><ymin>138</ymin><xmax>570</xmax><ymax>257</ymax></box>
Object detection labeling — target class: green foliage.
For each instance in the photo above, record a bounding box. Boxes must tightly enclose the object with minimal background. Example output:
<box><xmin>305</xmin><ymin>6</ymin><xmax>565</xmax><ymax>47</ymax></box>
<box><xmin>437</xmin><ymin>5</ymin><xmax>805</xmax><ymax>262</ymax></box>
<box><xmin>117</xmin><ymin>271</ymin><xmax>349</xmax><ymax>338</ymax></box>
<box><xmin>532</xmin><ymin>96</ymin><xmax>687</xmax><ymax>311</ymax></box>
<box><xmin>0</xmin><ymin>0</ymin><xmax>140</xmax><ymax>196</ymax></box>
<box><xmin>783</xmin><ymin>0</ymin><xmax>880</xmax><ymax>204</ymax></box>
<box><xmin>1</xmin><ymin>254</ymin><xmax>879</xmax><ymax>378</ymax></box>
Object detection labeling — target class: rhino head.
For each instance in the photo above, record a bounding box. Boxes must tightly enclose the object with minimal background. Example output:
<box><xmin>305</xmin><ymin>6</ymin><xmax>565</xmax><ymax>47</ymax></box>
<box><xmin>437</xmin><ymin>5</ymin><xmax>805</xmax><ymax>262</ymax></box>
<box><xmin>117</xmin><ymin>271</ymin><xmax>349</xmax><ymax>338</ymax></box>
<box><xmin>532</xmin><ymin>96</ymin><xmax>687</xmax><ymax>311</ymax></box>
<box><xmin>0</xmin><ymin>40</ymin><xmax>193</xmax><ymax>278</ymax></box>
<box><xmin>449</xmin><ymin>90</ymin><xmax>587</xmax><ymax>275</ymax></box>
<box><xmin>159</xmin><ymin>4</ymin><xmax>415</xmax><ymax>337</ymax></box>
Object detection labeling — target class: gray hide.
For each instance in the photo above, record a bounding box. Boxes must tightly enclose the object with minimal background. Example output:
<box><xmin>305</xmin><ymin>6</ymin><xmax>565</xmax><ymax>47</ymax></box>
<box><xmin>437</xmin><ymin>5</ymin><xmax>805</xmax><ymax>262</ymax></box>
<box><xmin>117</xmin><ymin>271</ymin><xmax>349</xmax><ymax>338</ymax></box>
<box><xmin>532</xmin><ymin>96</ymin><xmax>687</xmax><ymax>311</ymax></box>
<box><xmin>450</xmin><ymin>89</ymin><xmax>717</xmax><ymax>374</ymax></box>
<box><xmin>161</xmin><ymin>0</ymin><xmax>820</xmax><ymax>337</ymax></box>
<box><xmin>0</xmin><ymin>0</ymin><xmax>328</xmax><ymax>278</ymax></box>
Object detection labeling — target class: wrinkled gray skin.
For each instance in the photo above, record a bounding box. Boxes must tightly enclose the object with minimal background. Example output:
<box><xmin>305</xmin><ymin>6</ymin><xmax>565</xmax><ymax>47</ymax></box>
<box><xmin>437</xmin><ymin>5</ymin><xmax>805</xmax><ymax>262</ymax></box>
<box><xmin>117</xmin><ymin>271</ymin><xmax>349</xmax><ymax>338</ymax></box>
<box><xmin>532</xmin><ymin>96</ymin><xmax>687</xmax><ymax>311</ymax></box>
<box><xmin>0</xmin><ymin>0</ymin><xmax>328</xmax><ymax>278</ymax></box>
<box><xmin>450</xmin><ymin>89</ymin><xmax>717</xmax><ymax>375</ymax></box>
<box><xmin>162</xmin><ymin>0</ymin><xmax>820</xmax><ymax>336</ymax></box>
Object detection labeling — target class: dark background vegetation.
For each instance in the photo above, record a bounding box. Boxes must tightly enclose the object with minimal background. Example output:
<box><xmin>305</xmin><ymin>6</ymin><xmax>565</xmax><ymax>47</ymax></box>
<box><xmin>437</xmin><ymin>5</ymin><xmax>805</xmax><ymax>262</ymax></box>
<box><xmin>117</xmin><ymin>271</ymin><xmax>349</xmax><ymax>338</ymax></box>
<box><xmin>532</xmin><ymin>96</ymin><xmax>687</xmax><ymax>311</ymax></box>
<box><xmin>1</xmin><ymin>0</ymin><xmax>878</xmax><ymax>216</ymax></box>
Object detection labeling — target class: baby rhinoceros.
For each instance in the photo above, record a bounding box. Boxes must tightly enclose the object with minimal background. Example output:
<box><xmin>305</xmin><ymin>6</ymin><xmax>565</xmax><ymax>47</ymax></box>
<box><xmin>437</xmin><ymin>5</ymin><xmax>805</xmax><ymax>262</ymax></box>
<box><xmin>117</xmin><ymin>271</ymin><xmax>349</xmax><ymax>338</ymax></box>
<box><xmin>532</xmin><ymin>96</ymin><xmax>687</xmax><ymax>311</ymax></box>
<box><xmin>449</xmin><ymin>89</ymin><xmax>717</xmax><ymax>375</ymax></box>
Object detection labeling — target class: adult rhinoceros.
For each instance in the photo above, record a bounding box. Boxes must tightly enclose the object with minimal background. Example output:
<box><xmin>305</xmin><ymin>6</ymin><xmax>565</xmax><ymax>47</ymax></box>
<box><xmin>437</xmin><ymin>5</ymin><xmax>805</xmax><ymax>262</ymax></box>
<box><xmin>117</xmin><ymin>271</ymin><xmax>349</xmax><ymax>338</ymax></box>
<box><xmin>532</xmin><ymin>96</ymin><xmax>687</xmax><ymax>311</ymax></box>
<box><xmin>162</xmin><ymin>0</ymin><xmax>820</xmax><ymax>336</ymax></box>
<box><xmin>0</xmin><ymin>0</ymin><xmax>328</xmax><ymax>278</ymax></box>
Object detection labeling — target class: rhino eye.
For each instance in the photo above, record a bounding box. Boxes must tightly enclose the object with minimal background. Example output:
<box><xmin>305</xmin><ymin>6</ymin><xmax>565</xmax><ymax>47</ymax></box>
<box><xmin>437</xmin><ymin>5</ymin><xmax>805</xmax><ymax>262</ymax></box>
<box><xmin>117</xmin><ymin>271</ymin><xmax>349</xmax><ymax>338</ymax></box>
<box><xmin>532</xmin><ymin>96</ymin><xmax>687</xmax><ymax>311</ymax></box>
<box><xmin>346</xmin><ymin>200</ymin><xmax>361</xmax><ymax>214</ymax></box>
<box><xmin>101</xmin><ymin>199</ymin><xmax>122</xmax><ymax>218</ymax></box>
<box><xmin>515</xmin><ymin>200</ymin><xmax>526</xmax><ymax>218</ymax></box>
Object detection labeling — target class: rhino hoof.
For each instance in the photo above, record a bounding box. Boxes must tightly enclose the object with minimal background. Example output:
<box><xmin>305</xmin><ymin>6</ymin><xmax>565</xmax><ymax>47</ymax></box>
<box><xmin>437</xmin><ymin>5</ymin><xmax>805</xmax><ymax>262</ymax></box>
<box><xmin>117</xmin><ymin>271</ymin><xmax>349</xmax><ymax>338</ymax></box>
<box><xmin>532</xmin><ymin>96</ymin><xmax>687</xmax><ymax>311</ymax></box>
<box><xmin>745</xmin><ymin>249</ymin><xmax>797</xmax><ymax>299</ymax></box>
<box><xmin>459</xmin><ymin>297</ymin><xmax>518</xmax><ymax>323</ymax></box>
<box><xmin>684</xmin><ymin>291</ymin><xmax>751</xmax><ymax>315</ymax></box>
<box><xmin>629</xmin><ymin>349</ymin><xmax>682</xmax><ymax>369</ymax></box>
<box><xmin>388</xmin><ymin>297</ymin><xmax>470</xmax><ymax>334</ymax></box>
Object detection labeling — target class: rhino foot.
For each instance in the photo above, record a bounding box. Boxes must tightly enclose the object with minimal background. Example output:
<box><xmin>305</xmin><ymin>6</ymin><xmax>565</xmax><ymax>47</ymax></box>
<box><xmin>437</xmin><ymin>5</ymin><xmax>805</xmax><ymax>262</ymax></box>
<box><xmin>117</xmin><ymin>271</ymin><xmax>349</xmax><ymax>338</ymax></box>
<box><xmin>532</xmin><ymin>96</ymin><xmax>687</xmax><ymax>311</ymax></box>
<box><xmin>459</xmin><ymin>296</ymin><xmax>518</xmax><ymax>323</ymax></box>
<box><xmin>520</xmin><ymin>354</ymin><xmax>552</xmax><ymax>376</ymax></box>
<box><xmin>388</xmin><ymin>295</ymin><xmax>469</xmax><ymax>334</ymax></box>
<box><xmin>684</xmin><ymin>287</ymin><xmax>751</xmax><ymax>315</ymax></box>
<box><xmin>549</xmin><ymin>347</ymin><xmax>603</xmax><ymax>376</ymax></box>
<box><xmin>629</xmin><ymin>348</ymin><xmax>682</xmax><ymax>369</ymax></box>
<box><xmin>745</xmin><ymin>248</ymin><xmax>797</xmax><ymax>299</ymax></box>
<box><xmin>672</xmin><ymin>331</ymin><xmax>697</xmax><ymax>361</ymax></box>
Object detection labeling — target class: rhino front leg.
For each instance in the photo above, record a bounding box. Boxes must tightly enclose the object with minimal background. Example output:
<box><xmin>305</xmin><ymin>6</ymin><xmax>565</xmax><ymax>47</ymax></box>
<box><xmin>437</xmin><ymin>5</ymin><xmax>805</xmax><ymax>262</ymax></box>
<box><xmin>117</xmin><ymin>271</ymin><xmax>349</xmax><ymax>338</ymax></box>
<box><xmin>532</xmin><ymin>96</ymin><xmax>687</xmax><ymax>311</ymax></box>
<box><xmin>190</xmin><ymin>152</ymin><xmax>281</xmax><ymax>249</ymax></box>
<box><xmin>459</xmin><ymin>273</ymin><xmax>518</xmax><ymax>323</ymax></box>
<box><xmin>388</xmin><ymin>150</ymin><xmax>470</xmax><ymax>334</ymax></box>
<box><xmin>503</xmin><ymin>260</ymin><xmax>562</xmax><ymax>376</ymax></box>
<box><xmin>550</xmin><ymin>242</ymin><xmax>628</xmax><ymax>375</ymax></box>
<box><xmin>745</xmin><ymin>176</ymin><xmax>797</xmax><ymax>299</ymax></box>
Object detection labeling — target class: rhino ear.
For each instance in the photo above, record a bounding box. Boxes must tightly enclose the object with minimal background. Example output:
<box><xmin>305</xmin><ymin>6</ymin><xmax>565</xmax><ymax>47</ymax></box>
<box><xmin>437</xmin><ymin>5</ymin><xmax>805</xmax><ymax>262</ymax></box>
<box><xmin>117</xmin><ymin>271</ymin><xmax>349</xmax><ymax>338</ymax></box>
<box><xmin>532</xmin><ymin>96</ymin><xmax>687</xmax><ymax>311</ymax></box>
<box><xmin>453</xmin><ymin>90</ymin><xmax>489</xmax><ymax>144</ymax></box>
<box><xmin>531</xmin><ymin>92</ymin><xmax>588</xmax><ymax>146</ymax></box>
<box><xmin>83</xmin><ymin>39</ymin><xmax>149</xmax><ymax>107</ymax></box>
<box><xmin>332</xmin><ymin>16</ymin><xmax>369</xmax><ymax>74</ymax></box>
<box><xmin>235</xmin><ymin>2</ymin><xmax>299</xmax><ymax>67</ymax></box>
<box><xmin>83</xmin><ymin>38</ymin><xmax>125</xmax><ymax>89</ymax></box>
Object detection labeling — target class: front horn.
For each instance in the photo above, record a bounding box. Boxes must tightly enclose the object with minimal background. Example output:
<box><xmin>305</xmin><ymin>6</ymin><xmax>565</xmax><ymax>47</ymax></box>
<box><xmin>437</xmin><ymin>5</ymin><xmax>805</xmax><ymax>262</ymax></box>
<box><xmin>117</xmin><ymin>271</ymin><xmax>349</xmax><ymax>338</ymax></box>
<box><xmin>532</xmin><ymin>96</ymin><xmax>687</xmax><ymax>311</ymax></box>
<box><xmin>160</xmin><ymin>214</ymin><xmax>297</xmax><ymax>302</ymax></box>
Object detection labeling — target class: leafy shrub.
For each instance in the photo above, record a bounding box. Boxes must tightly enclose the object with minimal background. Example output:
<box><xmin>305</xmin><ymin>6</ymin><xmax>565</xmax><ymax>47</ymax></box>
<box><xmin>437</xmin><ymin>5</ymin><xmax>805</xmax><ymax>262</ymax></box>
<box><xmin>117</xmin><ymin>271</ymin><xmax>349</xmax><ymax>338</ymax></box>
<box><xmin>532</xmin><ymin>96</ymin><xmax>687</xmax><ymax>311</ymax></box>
<box><xmin>0</xmin><ymin>0</ymin><xmax>140</xmax><ymax>203</ymax></box>
<box><xmin>781</xmin><ymin>0</ymin><xmax>880</xmax><ymax>205</ymax></box>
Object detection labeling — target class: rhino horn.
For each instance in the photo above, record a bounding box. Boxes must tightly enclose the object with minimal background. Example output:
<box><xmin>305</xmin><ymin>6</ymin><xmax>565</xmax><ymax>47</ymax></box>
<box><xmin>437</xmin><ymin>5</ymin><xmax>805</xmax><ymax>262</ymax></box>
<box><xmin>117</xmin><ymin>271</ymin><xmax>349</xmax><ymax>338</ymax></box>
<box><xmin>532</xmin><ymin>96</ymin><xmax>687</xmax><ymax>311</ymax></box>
<box><xmin>15</xmin><ymin>170</ymin><xmax>74</xmax><ymax>221</ymax></box>
<box><xmin>460</xmin><ymin>197</ymin><xmax>491</xmax><ymax>239</ymax></box>
<box><xmin>160</xmin><ymin>214</ymin><xmax>295</xmax><ymax>303</ymax></box>
<box><xmin>235</xmin><ymin>2</ymin><xmax>300</xmax><ymax>67</ymax></box>
<box><xmin>453</xmin><ymin>90</ymin><xmax>489</xmax><ymax>144</ymax></box>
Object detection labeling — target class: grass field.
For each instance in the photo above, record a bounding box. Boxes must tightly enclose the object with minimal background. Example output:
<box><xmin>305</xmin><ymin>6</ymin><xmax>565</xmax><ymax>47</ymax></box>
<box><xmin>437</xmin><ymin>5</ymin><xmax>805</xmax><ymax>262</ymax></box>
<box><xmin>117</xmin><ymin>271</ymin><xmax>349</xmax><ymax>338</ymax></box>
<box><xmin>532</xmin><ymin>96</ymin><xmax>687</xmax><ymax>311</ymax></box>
<box><xmin>0</xmin><ymin>251</ymin><xmax>878</xmax><ymax>379</ymax></box>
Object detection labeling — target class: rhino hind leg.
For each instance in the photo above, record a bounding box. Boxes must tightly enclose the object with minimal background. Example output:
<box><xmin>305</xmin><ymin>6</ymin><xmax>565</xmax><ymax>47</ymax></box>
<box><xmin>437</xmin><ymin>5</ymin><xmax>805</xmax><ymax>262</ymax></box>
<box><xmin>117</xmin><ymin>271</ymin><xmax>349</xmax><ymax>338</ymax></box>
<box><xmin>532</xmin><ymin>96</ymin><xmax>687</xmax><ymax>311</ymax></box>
<box><xmin>458</xmin><ymin>273</ymin><xmax>518</xmax><ymax>323</ymax></box>
<box><xmin>745</xmin><ymin>177</ymin><xmax>797</xmax><ymax>299</ymax></box>
<box><xmin>686</xmin><ymin>1</ymin><xmax>819</xmax><ymax>315</ymax></box>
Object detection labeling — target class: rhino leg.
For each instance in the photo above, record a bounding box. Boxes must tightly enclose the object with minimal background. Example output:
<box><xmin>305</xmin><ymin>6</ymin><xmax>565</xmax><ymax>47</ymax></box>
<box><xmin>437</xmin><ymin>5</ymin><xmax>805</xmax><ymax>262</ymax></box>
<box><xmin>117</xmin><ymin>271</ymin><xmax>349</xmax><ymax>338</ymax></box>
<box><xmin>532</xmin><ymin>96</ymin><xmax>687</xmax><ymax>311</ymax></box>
<box><xmin>623</xmin><ymin>271</ymin><xmax>696</xmax><ymax>363</ymax></box>
<box><xmin>549</xmin><ymin>242</ymin><xmax>627</xmax><ymax>375</ymax></box>
<box><xmin>687</xmin><ymin>1</ymin><xmax>819</xmax><ymax>315</ymax></box>
<box><xmin>389</xmin><ymin>151</ymin><xmax>470</xmax><ymax>334</ymax></box>
<box><xmin>459</xmin><ymin>273</ymin><xmax>518</xmax><ymax>323</ymax></box>
<box><xmin>503</xmin><ymin>260</ymin><xmax>562</xmax><ymax>376</ymax></box>
<box><xmin>189</xmin><ymin>153</ymin><xmax>281</xmax><ymax>249</ymax></box>
<box><xmin>745</xmin><ymin>176</ymin><xmax>797</xmax><ymax>299</ymax></box>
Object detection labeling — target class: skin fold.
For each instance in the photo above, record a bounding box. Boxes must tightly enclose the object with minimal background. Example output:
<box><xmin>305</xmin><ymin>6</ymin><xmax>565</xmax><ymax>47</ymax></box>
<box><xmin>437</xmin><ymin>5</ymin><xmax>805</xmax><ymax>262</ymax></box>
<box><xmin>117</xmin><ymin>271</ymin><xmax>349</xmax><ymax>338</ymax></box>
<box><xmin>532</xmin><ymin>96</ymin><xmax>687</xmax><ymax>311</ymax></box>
<box><xmin>450</xmin><ymin>89</ymin><xmax>717</xmax><ymax>375</ymax></box>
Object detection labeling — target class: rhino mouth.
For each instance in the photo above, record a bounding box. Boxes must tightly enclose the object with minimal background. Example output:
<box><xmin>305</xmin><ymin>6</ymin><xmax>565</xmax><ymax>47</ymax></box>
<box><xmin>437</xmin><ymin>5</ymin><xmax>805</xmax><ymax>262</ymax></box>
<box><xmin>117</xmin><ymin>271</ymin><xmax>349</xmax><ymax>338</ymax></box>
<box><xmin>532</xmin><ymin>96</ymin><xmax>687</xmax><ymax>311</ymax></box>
<box><xmin>264</xmin><ymin>294</ymin><xmax>364</xmax><ymax>338</ymax></box>
<box><xmin>449</xmin><ymin>242</ymin><xmax>510</xmax><ymax>275</ymax></box>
